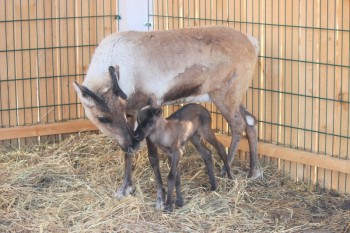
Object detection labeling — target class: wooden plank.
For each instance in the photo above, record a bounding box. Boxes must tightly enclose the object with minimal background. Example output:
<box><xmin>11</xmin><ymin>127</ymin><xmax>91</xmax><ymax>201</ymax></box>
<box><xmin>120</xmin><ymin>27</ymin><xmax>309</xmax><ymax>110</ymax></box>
<box><xmin>0</xmin><ymin>0</ymin><xmax>10</xmax><ymax>131</ymax></box>
<box><xmin>4</xmin><ymin>0</ymin><xmax>18</xmax><ymax>147</ymax></box>
<box><xmin>337</xmin><ymin>0</ymin><xmax>350</xmax><ymax>192</ymax></box>
<box><xmin>80</xmin><ymin>0</ymin><xmax>91</xmax><ymax>86</ymax></box>
<box><xmin>336</xmin><ymin>0</ymin><xmax>349</xmax><ymax>159</ymax></box>
<box><xmin>246</xmin><ymin>0</ymin><xmax>260</xmax><ymax>125</ymax></box>
<box><xmin>204</xmin><ymin>0</ymin><xmax>211</xmax><ymax>27</ymax></box>
<box><xmin>0</xmin><ymin>120</ymin><xmax>97</xmax><ymax>140</ymax></box>
<box><xmin>297</xmin><ymin>0</ymin><xmax>307</xmax><ymax>153</ymax></box>
<box><xmin>215</xmin><ymin>134</ymin><xmax>350</xmax><ymax>176</ymax></box>
<box><xmin>188</xmin><ymin>0</ymin><xmax>196</xmax><ymax>27</ymax></box>
<box><xmin>262</xmin><ymin>0</ymin><xmax>273</xmax><ymax>144</ymax></box>
<box><xmin>13</xmin><ymin>0</ymin><xmax>32</xmax><ymax>146</ymax></box>
<box><xmin>317</xmin><ymin>0</ymin><xmax>326</xmax><ymax>156</ymax></box>
<box><xmin>67</xmin><ymin>0</ymin><xmax>78</xmax><ymax>121</ymax></box>
<box><xmin>257</xmin><ymin>0</ymin><xmax>265</xmax><ymax>142</ymax></box>
<box><xmin>28</xmin><ymin>0</ymin><xmax>39</xmax><ymax>127</ymax></box>
<box><xmin>153</xmin><ymin>0</ymin><xmax>161</xmax><ymax>30</ymax></box>
<box><xmin>166</xmin><ymin>0</ymin><xmax>173</xmax><ymax>30</ymax></box>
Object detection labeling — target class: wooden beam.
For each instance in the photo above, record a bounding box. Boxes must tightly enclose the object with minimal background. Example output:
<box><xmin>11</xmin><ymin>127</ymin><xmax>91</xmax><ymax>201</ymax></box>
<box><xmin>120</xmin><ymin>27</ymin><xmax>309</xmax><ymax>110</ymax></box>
<box><xmin>0</xmin><ymin>120</ymin><xmax>97</xmax><ymax>140</ymax></box>
<box><xmin>216</xmin><ymin>134</ymin><xmax>350</xmax><ymax>175</ymax></box>
<box><xmin>1</xmin><ymin>121</ymin><xmax>349</xmax><ymax>176</ymax></box>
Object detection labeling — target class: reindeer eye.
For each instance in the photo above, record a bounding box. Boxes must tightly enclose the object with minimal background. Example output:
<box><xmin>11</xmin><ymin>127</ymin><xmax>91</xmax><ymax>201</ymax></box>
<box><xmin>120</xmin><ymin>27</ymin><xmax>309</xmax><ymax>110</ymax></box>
<box><xmin>97</xmin><ymin>116</ymin><xmax>112</xmax><ymax>124</ymax></box>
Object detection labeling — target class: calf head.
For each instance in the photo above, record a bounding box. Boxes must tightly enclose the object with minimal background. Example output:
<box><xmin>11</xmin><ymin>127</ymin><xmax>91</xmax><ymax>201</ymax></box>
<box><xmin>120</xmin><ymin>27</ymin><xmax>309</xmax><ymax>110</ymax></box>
<box><xmin>134</xmin><ymin>106</ymin><xmax>162</xmax><ymax>141</ymax></box>
<box><xmin>73</xmin><ymin>66</ymin><xmax>139</xmax><ymax>153</ymax></box>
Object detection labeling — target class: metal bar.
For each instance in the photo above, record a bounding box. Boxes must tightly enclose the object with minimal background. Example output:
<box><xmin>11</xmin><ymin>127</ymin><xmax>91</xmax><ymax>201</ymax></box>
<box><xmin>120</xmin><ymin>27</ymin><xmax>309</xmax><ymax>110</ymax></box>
<box><xmin>0</xmin><ymin>14</ymin><xmax>116</xmax><ymax>23</ymax></box>
<box><xmin>148</xmin><ymin>14</ymin><xmax>350</xmax><ymax>32</ymax></box>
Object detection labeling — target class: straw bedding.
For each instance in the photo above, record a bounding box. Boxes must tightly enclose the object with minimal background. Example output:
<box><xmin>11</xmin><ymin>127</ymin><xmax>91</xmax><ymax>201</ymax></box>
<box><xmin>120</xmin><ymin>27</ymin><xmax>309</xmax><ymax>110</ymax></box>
<box><xmin>0</xmin><ymin>133</ymin><xmax>349</xmax><ymax>232</ymax></box>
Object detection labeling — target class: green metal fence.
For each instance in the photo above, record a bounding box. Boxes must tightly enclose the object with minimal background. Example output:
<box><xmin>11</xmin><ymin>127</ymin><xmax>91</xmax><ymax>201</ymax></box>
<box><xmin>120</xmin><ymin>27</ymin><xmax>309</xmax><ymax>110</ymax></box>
<box><xmin>149</xmin><ymin>0</ymin><xmax>350</xmax><ymax>158</ymax></box>
<box><xmin>0</xmin><ymin>0</ymin><xmax>117</xmax><ymax>146</ymax></box>
<box><xmin>149</xmin><ymin>0</ymin><xmax>350</xmax><ymax>192</ymax></box>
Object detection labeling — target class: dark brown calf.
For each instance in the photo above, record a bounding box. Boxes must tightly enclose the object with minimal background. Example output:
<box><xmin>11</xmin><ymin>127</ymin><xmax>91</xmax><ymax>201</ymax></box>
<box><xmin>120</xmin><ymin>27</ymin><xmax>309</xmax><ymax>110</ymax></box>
<box><xmin>134</xmin><ymin>103</ymin><xmax>233</xmax><ymax>212</ymax></box>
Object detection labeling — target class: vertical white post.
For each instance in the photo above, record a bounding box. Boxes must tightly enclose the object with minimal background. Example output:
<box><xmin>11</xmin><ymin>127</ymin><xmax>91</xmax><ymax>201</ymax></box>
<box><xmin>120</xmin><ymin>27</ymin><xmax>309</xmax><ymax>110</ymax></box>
<box><xmin>118</xmin><ymin>0</ymin><xmax>153</xmax><ymax>31</ymax></box>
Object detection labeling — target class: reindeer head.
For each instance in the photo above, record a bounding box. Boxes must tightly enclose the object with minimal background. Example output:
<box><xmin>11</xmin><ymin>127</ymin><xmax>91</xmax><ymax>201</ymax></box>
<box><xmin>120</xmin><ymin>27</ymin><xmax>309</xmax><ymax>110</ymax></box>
<box><xmin>73</xmin><ymin>66</ymin><xmax>139</xmax><ymax>153</ymax></box>
<box><xmin>134</xmin><ymin>106</ymin><xmax>163</xmax><ymax>141</ymax></box>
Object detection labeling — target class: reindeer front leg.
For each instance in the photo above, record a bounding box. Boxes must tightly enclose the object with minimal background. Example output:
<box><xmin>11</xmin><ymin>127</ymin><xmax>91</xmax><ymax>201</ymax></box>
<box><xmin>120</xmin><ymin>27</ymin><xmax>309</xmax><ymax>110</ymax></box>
<box><xmin>116</xmin><ymin>153</ymin><xmax>135</xmax><ymax>198</ymax></box>
<box><xmin>116</xmin><ymin>114</ymin><xmax>137</xmax><ymax>198</ymax></box>
<box><xmin>146</xmin><ymin>137</ymin><xmax>165</xmax><ymax>209</ymax></box>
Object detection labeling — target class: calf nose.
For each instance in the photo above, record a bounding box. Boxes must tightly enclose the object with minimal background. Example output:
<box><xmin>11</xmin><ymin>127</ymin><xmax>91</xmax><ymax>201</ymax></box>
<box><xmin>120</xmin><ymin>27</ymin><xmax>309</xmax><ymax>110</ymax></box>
<box><xmin>134</xmin><ymin>132</ymin><xmax>142</xmax><ymax>141</ymax></box>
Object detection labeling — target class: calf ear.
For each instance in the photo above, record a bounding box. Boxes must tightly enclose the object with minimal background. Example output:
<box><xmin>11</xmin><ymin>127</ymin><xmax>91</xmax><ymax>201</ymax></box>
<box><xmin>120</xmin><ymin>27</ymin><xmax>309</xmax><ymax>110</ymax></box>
<box><xmin>154</xmin><ymin>107</ymin><xmax>163</xmax><ymax>116</ymax></box>
<box><xmin>109</xmin><ymin>66</ymin><xmax>128</xmax><ymax>100</ymax></box>
<box><xmin>146</xmin><ymin>98</ymin><xmax>154</xmax><ymax>106</ymax></box>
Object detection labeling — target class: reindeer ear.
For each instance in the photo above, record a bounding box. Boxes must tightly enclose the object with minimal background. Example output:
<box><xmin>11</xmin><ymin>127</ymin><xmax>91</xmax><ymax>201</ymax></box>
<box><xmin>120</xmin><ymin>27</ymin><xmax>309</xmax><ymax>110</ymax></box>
<box><xmin>109</xmin><ymin>66</ymin><xmax>128</xmax><ymax>100</ymax></box>
<box><xmin>72</xmin><ymin>81</ymin><xmax>110</xmax><ymax>112</ymax></box>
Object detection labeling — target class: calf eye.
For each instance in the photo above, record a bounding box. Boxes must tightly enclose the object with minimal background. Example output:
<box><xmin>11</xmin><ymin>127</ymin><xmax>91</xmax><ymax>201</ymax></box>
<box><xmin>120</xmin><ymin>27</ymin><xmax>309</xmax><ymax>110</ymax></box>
<box><xmin>97</xmin><ymin>116</ymin><xmax>112</xmax><ymax>124</ymax></box>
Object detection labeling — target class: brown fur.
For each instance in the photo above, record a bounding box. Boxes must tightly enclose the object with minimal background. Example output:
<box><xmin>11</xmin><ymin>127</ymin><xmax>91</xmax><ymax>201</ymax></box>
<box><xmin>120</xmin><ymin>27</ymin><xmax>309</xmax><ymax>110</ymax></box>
<box><xmin>135</xmin><ymin>104</ymin><xmax>233</xmax><ymax>211</ymax></box>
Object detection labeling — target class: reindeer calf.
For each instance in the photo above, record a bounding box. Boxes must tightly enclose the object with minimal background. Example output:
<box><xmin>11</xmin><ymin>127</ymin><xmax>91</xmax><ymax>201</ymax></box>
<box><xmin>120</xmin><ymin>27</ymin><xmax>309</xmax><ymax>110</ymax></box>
<box><xmin>134</xmin><ymin>103</ymin><xmax>233</xmax><ymax>212</ymax></box>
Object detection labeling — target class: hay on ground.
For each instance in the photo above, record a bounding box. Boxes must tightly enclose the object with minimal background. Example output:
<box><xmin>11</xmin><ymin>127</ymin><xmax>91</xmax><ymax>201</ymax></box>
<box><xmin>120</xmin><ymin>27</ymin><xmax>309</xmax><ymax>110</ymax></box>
<box><xmin>0</xmin><ymin>133</ymin><xmax>349</xmax><ymax>232</ymax></box>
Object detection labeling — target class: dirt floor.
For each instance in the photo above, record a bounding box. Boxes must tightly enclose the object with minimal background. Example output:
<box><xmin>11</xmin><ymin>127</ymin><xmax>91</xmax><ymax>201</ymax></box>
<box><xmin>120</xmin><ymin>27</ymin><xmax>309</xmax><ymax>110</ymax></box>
<box><xmin>0</xmin><ymin>133</ymin><xmax>349</xmax><ymax>232</ymax></box>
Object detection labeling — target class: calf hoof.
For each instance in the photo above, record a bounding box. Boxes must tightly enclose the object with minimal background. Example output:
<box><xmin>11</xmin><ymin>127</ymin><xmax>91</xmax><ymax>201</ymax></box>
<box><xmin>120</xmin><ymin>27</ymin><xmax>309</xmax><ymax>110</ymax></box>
<box><xmin>248</xmin><ymin>167</ymin><xmax>262</xmax><ymax>179</ymax></box>
<box><xmin>210</xmin><ymin>184</ymin><xmax>217</xmax><ymax>191</ymax></box>
<box><xmin>221</xmin><ymin>166</ymin><xmax>228</xmax><ymax>178</ymax></box>
<box><xmin>163</xmin><ymin>204</ymin><xmax>173</xmax><ymax>212</ymax></box>
<box><xmin>115</xmin><ymin>185</ymin><xmax>135</xmax><ymax>199</ymax></box>
<box><xmin>175</xmin><ymin>198</ymin><xmax>184</xmax><ymax>207</ymax></box>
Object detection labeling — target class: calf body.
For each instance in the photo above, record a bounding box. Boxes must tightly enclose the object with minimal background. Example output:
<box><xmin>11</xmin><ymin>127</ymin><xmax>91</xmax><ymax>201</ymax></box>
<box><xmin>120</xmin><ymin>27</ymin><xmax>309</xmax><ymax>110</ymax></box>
<box><xmin>135</xmin><ymin>104</ymin><xmax>233</xmax><ymax>211</ymax></box>
<box><xmin>73</xmin><ymin>26</ymin><xmax>261</xmax><ymax>204</ymax></box>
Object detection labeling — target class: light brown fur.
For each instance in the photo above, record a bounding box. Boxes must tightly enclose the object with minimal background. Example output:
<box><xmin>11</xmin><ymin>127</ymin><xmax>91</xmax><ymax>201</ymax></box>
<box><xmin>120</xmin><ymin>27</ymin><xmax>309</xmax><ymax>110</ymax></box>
<box><xmin>73</xmin><ymin>26</ymin><xmax>260</xmax><ymax>205</ymax></box>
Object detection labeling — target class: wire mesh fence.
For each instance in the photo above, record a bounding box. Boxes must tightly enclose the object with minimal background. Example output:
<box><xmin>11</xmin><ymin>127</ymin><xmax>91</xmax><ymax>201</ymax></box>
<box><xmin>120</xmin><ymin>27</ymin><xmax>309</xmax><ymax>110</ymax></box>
<box><xmin>149</xmin><ymin>0</ymin><xmax>350</xmax><ymax>192</ymax></box>
<box><xmin>150</xmin><ymin>0</ymin><xmax>350</xmax><ymax>159</ymax></box>
<box><xmin>0</xmin><ymin>0</ymin><xmax>118</xmax><ymax>145</ymax></box>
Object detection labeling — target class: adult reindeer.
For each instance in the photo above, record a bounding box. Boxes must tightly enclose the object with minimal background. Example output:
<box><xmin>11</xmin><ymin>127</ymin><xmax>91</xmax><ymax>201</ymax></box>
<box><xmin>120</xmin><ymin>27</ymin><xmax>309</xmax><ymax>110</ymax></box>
<box><xmin>73</xmin><ymin>26</ymin><xmax>260</xmax><ymax>208</ymax></box>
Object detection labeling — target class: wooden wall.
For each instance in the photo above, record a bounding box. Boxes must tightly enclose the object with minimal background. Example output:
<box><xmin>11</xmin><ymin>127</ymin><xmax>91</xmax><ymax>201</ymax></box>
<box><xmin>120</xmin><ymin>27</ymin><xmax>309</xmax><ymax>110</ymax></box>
<box><xmin>151</xmin><ymin>0</ymin><xmax>350</xmax><ymax>194</ymax></box>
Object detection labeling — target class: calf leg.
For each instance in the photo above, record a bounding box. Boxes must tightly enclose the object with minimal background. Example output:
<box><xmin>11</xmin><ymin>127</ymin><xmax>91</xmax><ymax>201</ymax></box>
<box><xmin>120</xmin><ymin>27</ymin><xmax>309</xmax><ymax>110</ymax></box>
<box><xmin>191</xmin><ymin>135</ymin><xmax>217</xmax><ymax>191</ymax></box>
<box><xmin>164</xmin><ymin>150</ymin><xmax>181</xmax><ymax>212</ymax></box>
<box><xmin>116</xmin><ymin>153</ymin><xmax>135</xmax><ymax>198</ymax></box>
<box><xmin>146</xmin><ymin>137</ymin><xmax>165</xmax><ymax>209</ymax></box>
<box><xmin>174</xmin><ymin>168</ymin><xmax>184</xmax><ymax>207</ymax></box>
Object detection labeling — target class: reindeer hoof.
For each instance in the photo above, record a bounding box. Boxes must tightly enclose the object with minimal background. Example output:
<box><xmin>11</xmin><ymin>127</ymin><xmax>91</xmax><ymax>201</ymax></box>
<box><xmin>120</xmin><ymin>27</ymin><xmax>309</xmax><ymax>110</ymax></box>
<box><xmin>155</xmin><ymin>198</ymin><xmax>164</xmax><ymax>210</ymax></box>
<box><xmin>115</xmin><ymin>185</ymin><xmax>136</xmax><ymax>199</ymax></box>
<box><xmin>248</xmin><ymin>168</ymin><xmax>262</xmax><ymax>180</ymax></box>
<box><xmin>175</xmin><ymin>198</ymin><xmax>184</xmax><ymax>207</ymax></box>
